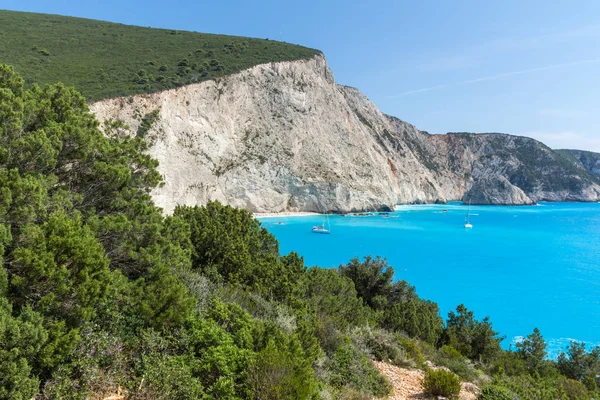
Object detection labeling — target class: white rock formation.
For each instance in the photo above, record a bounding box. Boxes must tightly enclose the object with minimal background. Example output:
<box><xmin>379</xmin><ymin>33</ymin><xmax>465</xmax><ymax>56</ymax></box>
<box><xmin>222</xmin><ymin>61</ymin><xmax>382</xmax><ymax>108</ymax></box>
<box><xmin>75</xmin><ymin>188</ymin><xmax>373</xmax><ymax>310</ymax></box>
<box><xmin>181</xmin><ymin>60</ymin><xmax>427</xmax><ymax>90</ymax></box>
<box><xmin>463</xmin><ymin>175</ymin><xmax>535</xmax><ymax>205</ymax></box>
<box><xmin>90</xmin><ymin>55</ymin><xmax>600</xmax><ymax>213</ymax></box>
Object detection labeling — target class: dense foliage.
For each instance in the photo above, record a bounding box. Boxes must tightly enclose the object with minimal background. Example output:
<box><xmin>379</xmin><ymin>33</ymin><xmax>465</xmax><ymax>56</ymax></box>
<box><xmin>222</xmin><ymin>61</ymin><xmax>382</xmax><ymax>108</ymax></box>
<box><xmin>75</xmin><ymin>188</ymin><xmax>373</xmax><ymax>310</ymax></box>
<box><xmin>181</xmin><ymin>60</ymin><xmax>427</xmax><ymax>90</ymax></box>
<box><xmin>1</xmin><ymin>64</ymin><xmax>599</xmax><ymax>399</ymax></box>
<box><xmin>339</xmin><ymin>256</ymin><xmax>443</xmax><ymax>344</ymax></box>
<box><xmin>0</xmin><ymin>10</ymin><xmax>320</xmax><ymax>101</ymax></box>
<box><xmin>440</xmin><ymin>304</ymin><xmax>504</xmax><ymax>363</ymax></box>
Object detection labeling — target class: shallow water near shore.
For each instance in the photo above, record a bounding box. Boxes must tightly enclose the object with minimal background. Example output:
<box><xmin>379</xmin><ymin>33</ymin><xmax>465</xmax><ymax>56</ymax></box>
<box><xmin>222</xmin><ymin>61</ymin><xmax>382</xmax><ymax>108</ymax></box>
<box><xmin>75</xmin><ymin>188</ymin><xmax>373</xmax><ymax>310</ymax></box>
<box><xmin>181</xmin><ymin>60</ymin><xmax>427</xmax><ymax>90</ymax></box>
<box><xmin>258</xmin><ymin>202</ymin><xmax>600</xmax><ymax>358</ymax></box>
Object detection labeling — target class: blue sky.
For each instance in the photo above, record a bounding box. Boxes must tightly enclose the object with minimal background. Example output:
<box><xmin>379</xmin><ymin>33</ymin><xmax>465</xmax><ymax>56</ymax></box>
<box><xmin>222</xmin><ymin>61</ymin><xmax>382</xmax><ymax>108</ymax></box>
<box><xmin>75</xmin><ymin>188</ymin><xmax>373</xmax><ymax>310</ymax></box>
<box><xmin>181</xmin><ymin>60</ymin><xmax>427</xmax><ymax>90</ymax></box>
<box><xmin>4</xmin><ymin>0</ymin><xmax>600</xmax><ymax>151</ymax></box>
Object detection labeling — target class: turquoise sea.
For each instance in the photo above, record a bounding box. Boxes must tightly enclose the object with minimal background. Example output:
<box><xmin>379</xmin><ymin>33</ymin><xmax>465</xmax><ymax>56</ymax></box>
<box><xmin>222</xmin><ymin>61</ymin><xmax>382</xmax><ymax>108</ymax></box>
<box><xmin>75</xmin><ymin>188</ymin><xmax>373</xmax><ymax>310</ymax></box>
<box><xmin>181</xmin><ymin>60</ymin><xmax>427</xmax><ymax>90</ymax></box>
<box><xmin>258</xmin><ymin>202</ymin><xmax>600</xmax><ymax>358</ymax></box>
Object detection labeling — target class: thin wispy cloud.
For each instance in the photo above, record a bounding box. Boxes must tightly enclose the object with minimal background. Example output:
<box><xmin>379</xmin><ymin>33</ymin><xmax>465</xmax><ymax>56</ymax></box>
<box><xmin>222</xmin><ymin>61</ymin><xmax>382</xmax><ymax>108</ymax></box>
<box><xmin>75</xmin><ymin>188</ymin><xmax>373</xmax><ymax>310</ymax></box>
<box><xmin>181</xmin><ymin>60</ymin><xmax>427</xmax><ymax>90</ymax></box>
<box><xmin>389</xmin><ymin>58</ymin><xmax>600</xmax><ymax>97</ymax></box>
<box><xmin>413</xmin><ymin>23</ymin><xmax>600</xmax><ymax>72</ymax></box>
<box><xmin>484</xmin><ymin>23</ymin><xmax>600</xmax><ymax>53</ymax></box>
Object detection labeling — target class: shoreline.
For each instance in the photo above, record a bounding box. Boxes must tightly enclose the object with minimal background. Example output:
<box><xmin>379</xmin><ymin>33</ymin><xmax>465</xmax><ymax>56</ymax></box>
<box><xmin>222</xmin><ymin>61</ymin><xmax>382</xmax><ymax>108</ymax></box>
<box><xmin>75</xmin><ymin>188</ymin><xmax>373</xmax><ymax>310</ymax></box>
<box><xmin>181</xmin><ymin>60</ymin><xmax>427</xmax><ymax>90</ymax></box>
<box><xmin>253</xmin><ymin>201</ymin><xmax>599</xmax><ymax>218</ymax></box>
<box><xmin>253</xmin><ymin>211</ymin><xmax>321</xmax><ymax>218</ymax></box>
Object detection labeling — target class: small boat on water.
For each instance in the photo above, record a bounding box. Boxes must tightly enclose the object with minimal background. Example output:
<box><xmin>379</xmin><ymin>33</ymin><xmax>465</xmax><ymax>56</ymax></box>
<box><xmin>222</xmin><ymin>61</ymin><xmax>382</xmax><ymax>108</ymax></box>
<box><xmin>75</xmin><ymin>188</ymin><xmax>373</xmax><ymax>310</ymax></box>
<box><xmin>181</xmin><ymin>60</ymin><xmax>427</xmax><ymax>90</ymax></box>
<box><xmin>464</xmin><ymin>200</ymin><xmax>473</xmax><ymax>229</ymax></box>
<box><xmin>312</xmin><ymin>224</ymin><xmax>330</xmax><ymax>234</ymax></box>
<box><xmin>312</xmin><ymin>213</ymin><xmax>331</xmax><ymax>234</ymax></box>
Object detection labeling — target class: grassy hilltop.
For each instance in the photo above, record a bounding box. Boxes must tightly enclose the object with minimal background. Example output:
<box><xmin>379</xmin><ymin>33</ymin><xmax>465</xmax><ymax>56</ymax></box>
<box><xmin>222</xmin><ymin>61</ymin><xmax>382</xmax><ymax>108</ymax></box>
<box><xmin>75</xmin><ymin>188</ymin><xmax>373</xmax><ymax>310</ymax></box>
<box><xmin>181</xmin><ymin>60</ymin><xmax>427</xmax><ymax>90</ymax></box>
<box><xmin>0</xmin><ymin>9</ymin><xmax>320</xmax><ymax>101</ymax></box>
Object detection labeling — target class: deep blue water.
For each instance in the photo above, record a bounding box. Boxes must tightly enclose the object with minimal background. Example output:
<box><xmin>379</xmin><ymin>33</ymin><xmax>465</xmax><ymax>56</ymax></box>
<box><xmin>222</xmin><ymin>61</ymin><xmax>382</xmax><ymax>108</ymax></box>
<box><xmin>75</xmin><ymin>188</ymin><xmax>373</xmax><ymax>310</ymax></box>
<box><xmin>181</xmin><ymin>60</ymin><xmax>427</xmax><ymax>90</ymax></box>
<box><xmin>258</xmin><ymin>202</ymin><xmax>600</xmax><ymax>357</ymax></box>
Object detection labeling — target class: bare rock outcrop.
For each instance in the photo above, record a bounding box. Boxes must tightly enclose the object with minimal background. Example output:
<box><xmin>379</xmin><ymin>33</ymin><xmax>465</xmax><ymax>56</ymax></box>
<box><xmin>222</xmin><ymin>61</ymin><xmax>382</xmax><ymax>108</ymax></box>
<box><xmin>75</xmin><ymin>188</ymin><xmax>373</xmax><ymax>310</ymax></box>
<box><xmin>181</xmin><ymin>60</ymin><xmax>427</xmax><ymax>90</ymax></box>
<box><xmin>463</xmin><ymin>175</ymin><xmax>535</xmax><ymax>205</ymax></box>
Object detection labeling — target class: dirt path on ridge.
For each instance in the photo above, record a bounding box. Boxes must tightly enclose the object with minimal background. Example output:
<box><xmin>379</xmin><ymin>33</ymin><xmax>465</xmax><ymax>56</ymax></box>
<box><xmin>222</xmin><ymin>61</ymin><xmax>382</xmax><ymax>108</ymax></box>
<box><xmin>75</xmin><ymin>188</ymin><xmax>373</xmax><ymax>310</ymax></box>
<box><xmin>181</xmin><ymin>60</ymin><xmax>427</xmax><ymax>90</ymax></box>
<box><xmin>373</xmin><ymin>361</ymin><xmax>479</xmax><ymax>400</ymax></box>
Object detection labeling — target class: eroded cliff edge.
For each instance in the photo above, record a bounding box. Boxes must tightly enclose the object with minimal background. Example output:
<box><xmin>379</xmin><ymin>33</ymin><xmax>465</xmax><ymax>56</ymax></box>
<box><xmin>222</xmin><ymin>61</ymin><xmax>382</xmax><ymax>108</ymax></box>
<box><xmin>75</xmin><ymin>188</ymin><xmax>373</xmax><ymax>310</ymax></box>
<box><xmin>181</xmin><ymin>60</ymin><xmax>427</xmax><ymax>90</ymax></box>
<box><xmin>91</xmin><ymin>55</ymin><xmax>600</xmax><ymax>213</ymax></box>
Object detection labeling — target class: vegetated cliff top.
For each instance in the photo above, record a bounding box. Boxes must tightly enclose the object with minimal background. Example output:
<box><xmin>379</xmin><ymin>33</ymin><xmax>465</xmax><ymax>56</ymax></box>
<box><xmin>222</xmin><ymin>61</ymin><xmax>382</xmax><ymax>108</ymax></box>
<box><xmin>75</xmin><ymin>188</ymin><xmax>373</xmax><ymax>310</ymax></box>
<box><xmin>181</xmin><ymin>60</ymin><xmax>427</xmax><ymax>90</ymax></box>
<box><xmin>0</xmin><ymin>9</ymin><xmax>321</xmax><ymax>101</ymax></box>
<box><xmin>556</xmin><ymin>149</ymin><xmax>600</xmax><ymax>178</ymax></box>
<box><xmin>557</xmin><ymin>148</ymin><xmax>600</xmax><ymax>156</ymax></box>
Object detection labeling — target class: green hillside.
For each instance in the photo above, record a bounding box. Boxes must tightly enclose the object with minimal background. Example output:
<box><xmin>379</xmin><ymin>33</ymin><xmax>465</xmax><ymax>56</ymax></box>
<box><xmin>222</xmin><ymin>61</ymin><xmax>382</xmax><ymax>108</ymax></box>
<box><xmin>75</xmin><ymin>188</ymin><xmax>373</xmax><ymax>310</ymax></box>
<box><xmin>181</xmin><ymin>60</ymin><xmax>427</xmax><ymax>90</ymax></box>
<box><xmin>0</xmin><ymin>10</ymin><xmax>320</xmax><ymax>101</ymax></box>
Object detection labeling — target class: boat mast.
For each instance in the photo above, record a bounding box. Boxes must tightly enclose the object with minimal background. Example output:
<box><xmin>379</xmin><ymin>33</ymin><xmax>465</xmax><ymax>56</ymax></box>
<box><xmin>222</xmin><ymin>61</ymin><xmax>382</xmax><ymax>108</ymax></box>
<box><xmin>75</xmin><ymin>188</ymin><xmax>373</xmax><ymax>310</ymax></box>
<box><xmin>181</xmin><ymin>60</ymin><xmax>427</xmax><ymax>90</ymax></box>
<box><xmin>465</xmin><ymin>200</ymin><xmax>471</xmax><ymax>223</ymax></box>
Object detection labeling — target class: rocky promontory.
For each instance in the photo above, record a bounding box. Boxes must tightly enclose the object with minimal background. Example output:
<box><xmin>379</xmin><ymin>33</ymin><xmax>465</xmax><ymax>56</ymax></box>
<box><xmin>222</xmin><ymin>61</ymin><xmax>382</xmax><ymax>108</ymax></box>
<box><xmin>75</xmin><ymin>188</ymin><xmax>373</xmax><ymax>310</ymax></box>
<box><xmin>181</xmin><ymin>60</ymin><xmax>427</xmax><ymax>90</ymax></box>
<box><xmin>463</xmin><ymin>175</ymin><xmax>535</xmax><ymax>205</ymax></box>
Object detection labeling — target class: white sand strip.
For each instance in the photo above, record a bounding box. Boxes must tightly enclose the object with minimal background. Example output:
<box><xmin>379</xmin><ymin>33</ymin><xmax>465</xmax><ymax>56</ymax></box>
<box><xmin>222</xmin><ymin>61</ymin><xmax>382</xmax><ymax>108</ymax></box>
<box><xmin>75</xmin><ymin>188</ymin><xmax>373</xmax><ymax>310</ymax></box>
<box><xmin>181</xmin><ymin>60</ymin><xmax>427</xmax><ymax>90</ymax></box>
<box><xmin>253</xmin><ymin>212</ymin><xmax>320</xmax><ymax>218</ymax></box>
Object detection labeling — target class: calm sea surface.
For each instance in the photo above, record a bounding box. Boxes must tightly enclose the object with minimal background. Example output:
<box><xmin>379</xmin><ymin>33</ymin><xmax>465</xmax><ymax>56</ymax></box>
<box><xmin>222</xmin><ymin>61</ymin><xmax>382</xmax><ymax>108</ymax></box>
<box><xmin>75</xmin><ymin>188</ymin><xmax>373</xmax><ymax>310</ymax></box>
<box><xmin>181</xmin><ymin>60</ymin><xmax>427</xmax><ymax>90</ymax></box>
<box><xmin>258</xmin><ymin>202</ymin><xmax>600</xmax><ymax>357</ymax></box>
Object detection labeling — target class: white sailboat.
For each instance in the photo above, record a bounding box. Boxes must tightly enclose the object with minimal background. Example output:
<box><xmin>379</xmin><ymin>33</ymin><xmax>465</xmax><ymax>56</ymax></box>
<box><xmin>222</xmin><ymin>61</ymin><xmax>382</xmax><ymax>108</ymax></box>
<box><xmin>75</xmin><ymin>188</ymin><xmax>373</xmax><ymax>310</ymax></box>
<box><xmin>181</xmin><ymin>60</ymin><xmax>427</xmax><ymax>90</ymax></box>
<box><xmin>312</xmin><ymin>213</ymin><xmax>331</xmax><ymax>234</ymax></box>
<box><xmin>464</xmin><ymin>200</ymin><xmax>473</xmax><ymax>229</ymax></box>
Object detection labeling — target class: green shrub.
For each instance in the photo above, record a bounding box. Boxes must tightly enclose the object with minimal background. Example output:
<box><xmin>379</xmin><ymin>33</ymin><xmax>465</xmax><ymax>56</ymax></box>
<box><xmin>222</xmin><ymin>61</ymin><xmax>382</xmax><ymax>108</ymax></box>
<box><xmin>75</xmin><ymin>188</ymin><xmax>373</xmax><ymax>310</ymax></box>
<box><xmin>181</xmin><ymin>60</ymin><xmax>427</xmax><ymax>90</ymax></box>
<box><xmin>136</xmin><ymin>108</ymin><xmax>160</xmax><ymax>138</ymax></box>
<box><xmin>557</xmin><ymin>376</ymin><xmax>590</xmax><ymax>400</ymax></box>
<box><xmin>434</xmin><ymin>345</ymin><xmax>479</xmax><ymax>382</ymax></box>
<box><xmin>327</xmin><ymin>336</ymin><xmax>392</xmax><ymax>397</ymax></box>
<box><xmin>339</xmin><ymin>256</ymin><xmax>443</xmax><ymax>344</ymax></box>
<box><xmin>304</xmin><ymin>268</ymin><xmax>374</xmax><ymax>332</ymax></box>
<box><xmin>422</xmin><ymin>369</ymin><xmax>461</xmax><ymax>400</ymax></box>
<box><xmin>490</xmin><ymin>351</ymin><xmax>527</xmax><ymax>377</ymax></box>
<box><xmin>438</xmin><ymin>358</ymin><xmax>479</xmax><ymax>382</ymax></box>
<box><xmin>557</xmin><ymin>341</ymin><xmax>600</xmax><ymax>388</ymax></box>
<box><xmin>174</xmin><ymin>202</ymin><xmax>306</xmax><ymax>303</ymax></box>
<box><xmin>396</xmin><ymin>335</ymin><xmax>425</xmax><ymax>367</ymax></box>
<box><xmin>441</xmin><ymin>304</ymin><xmax>503</xmax><ymax>363</ymax></box>
<box><xmin>478</xmin><ymin>385</ymin><xmax>515</xmax><ymax>400</ymax></box>
<box><xmin>350</xmin><ymin>327</ymin><xmax>403</xmax><ymax>363</ymax></box>
<box><xmin>441</xmin><ymin>345</ymin><xmax>465</xmax><ymax>361</ymax></box>
<box><xmin>0</xmin><ymin>299</ymin><xmax>46</xmax><ymax>400</ymax></box>
<box><xmin>492</xmin><ymin>374</ymin><xmax>560</xmax><ymax>400</ymax></box>
<box><xmin>139</xmin><ymin>354</ymin><xmax>205</xmax><ymax>399</ymax></box>
<box><xmin>349</xmin><ymin>327</ymin><xmax>422</xmax><ymax>369</ymax></box>
<box><xmin>337</xmin><ymin>387</ymin><xmax>373</xmax><ymax>400</ymax></box>
<box><xmin>249</xmin><ymin>340</ymin><xmax>318</xmax><ymax>400</ymax></box>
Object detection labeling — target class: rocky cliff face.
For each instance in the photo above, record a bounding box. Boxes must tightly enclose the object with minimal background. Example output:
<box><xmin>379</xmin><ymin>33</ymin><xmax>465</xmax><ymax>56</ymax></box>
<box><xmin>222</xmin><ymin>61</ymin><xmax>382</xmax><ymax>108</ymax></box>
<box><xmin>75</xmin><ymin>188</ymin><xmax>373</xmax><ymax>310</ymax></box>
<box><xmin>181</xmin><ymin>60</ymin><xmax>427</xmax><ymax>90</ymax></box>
<box><xmin>90</xmin><ymin>55</ymin><xmax>600</xmax><ymax>213</ymax></box>
<box><xmin>464</xmin><ymin>175</ymin><xmax>535</xmax><ymax>205</ymax></box>
<box><xmin>558</xmin><ymin>149</ymin><xmax>600</xmax><ymax>178</ymax></box>
<box><xmin>438</xmin><ymin>133</ymin><xmax>600</xmax><ymax>204</ymax></box>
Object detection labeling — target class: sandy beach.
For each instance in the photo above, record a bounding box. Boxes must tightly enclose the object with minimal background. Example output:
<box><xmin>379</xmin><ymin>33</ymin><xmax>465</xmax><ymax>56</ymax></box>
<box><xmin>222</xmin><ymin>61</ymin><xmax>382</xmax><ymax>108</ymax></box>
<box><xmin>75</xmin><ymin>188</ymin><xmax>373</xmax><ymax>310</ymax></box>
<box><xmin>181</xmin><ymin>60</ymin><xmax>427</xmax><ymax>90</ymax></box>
<box><xmin>253</xmin><ymin>211</ymin><xmax>321</xmax><ymax>218</ymax></box>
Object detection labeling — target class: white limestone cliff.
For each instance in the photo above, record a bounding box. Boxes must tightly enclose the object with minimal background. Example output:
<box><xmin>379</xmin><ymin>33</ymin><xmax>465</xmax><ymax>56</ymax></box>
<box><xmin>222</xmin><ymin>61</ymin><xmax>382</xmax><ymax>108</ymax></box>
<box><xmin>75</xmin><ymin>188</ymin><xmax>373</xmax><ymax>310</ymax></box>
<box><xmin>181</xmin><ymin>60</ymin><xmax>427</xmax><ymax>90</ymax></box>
<box><xmin>91</xmin><ymin>55</ymin><xmax>600</xmax><ymax>213</ymax></box>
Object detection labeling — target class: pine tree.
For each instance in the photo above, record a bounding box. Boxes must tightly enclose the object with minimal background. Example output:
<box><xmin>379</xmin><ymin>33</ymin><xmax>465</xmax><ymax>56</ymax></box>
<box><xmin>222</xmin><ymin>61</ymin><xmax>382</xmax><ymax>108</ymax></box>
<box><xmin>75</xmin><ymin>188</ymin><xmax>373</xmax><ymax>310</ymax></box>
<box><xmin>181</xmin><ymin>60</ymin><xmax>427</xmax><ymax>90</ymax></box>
<box><xmin>516</xmin><ymin>327</ymin><xmax>547</xmax><ymax>373</ymax></box>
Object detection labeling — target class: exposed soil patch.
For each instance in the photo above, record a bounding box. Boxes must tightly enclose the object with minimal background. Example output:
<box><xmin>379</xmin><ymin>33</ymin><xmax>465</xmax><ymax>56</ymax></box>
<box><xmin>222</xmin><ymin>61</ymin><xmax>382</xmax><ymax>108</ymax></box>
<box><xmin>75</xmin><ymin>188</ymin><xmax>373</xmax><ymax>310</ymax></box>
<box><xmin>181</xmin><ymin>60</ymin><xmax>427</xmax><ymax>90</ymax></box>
<box><xmin>373</xmin><ymin>361</ymin><xmax>479</xmax><ymax>400</ymax></box>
